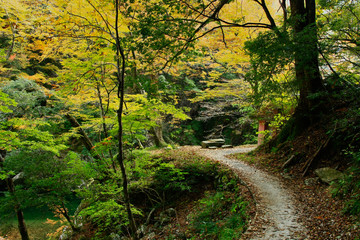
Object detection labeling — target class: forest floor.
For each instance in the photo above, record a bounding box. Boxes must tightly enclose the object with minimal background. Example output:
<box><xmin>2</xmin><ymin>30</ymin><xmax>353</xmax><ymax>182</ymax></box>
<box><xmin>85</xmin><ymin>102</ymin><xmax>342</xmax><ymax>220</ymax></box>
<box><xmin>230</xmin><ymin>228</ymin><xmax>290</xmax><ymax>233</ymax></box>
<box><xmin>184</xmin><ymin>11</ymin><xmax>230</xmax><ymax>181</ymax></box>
<box><xmin>190</xmin><ymin>145</ymin><xmax>360</xmax><ymax>240</ymax></box>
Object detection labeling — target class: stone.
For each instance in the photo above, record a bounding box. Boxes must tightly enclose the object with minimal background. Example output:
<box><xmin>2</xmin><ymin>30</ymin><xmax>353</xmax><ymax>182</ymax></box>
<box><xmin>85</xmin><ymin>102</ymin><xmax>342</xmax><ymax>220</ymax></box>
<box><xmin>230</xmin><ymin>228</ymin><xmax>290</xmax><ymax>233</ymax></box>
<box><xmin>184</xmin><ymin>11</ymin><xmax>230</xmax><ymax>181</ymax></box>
<box><xmin>221</xmin><ymin>145</ymin><xmax>233</xmax><ymax>148</ymax></box>
<box><xmin>314</xmin><ymin>167</ymin><xmax>344</xmax><ymax>184</ymax></box>
<box><xmin>304</xmin><ymin>177</ymin><xmax>319</xmax><ymax>186</ymax></box>
<box><xmin>201</xmin><ymin>139</ymin><xmax>225</xmax><ymax>148</ymax></box>
<box><xmin>165</xmin><ymin>208</ymin><xmax>176</xmax><ymax>217</ymax></box>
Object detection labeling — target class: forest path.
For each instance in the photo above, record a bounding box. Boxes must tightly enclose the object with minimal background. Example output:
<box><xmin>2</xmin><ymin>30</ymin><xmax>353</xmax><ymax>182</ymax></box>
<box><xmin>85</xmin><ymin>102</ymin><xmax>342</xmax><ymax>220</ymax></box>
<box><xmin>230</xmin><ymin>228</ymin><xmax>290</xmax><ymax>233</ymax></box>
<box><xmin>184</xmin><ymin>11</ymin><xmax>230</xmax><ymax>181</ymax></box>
<box><xmin>197</xmin><ymin>146</ymin><xmax>308</xmax><ymax>240</ymax></box>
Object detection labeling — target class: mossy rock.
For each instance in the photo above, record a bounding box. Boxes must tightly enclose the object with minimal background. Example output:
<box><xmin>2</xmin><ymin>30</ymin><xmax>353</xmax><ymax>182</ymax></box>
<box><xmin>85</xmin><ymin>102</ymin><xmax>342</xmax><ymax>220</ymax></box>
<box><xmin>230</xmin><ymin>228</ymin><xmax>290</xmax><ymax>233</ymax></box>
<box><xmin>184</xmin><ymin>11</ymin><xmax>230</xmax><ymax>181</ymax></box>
<box><xmin>314</xmin><ymin>167</ymin><xmax>344</xmax><ymax>184</ymax></box>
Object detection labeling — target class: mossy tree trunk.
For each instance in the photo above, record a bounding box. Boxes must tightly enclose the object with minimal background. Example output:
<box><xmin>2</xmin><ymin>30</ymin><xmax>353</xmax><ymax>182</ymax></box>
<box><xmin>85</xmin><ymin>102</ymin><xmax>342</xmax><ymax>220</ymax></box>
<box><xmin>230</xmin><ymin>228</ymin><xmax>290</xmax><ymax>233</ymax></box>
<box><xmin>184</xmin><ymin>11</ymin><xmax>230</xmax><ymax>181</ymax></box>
<box><xmin>151</xmin><ymin>120</ymin><xmax>167</xmax><ymax>147</ymax></box>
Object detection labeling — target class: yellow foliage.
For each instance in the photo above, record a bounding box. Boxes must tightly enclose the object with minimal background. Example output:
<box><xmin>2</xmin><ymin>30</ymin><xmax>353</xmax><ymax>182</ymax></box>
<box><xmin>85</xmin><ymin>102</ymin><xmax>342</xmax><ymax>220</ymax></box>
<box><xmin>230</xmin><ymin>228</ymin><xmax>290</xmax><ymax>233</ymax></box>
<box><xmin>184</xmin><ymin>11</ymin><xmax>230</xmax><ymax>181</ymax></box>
<box><xmin>45</xmin><ymin>218</ymin><xmax>58</xmax><ymax>226</ymax></box>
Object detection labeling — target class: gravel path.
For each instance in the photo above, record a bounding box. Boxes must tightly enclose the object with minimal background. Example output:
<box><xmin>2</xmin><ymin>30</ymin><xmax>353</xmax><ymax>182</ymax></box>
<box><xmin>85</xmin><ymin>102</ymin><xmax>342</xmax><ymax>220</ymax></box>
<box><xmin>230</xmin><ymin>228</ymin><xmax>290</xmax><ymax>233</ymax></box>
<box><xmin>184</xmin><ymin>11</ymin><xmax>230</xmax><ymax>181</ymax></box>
<box><xmin>199</xmin><ymin>146</ymin><xmax>308</xmax><ymax>240</ymax></box>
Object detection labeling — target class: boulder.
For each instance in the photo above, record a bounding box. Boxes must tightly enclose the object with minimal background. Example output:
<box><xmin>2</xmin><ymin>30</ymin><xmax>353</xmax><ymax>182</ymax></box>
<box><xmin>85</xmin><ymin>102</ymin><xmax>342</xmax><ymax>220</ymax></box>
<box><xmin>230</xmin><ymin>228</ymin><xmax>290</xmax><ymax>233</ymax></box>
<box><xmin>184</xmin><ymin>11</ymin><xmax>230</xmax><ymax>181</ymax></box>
<box><xmin>314</xmin><ymin>167</ymin><xmax>344</xmax><ymax>184</ymax></box>
<box><xmin>201</xmin><ymin>139</ymin><xmax>225</xmax><ymax>148</ymax></box>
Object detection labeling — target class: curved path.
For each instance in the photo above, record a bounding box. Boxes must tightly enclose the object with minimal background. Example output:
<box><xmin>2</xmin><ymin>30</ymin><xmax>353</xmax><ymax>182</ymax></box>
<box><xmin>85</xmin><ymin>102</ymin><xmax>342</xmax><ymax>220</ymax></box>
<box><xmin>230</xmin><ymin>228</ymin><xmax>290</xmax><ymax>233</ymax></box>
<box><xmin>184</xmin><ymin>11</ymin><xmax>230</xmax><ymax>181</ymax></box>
<box><xmin>199</xmin><ymin>146</ymin><xmax>308</xmax><ymax>240</ymax></box>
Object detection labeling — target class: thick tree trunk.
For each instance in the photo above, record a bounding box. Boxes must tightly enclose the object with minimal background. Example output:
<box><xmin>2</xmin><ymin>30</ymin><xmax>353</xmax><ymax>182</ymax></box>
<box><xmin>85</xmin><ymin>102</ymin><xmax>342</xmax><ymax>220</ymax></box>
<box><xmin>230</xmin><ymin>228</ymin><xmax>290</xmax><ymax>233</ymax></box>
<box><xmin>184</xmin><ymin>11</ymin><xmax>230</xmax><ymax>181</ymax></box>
<box><xmin>290</xmin><ymin>0</ymin><xmax>324</xmax><ymax>124</ymax></box>
<box><xmin>273</xmin><ymin>0</ymin><xmax>324</xmax><ymax>145</ymax></box>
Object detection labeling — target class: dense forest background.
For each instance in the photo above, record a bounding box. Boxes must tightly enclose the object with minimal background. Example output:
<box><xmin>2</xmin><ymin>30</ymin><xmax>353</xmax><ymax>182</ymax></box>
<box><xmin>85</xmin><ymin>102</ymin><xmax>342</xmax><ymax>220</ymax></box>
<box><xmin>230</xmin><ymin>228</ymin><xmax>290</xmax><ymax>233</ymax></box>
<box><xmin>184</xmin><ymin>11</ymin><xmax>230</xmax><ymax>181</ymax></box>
<box><xmin>0</xmin><ymin>0</ymin><xmax>359</xmax><ymax>239</ymax></box>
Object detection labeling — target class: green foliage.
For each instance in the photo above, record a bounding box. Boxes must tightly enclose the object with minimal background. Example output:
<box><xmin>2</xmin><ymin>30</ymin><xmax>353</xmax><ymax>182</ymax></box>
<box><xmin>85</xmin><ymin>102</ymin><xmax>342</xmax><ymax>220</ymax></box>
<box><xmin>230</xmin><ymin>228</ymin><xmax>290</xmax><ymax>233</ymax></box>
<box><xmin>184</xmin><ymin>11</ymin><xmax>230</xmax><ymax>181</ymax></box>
<box><xmin>183</xmin><ymin>77</ymin><xmax>200</xmax><ymax>92</ymax></box>
<box><xmin>128</xmin><ymin>148</ymin><xmax>218</xmax><ymax>195</ymax></box>
<box><xmin>238</xmin><ymin>106</ymin><xmax>258</xmax><ymax>144</ymax></box>
<box><xmin>318</xmin><ymin>0</ymin><xmax>360</xmax><ymax>86</ymax></box>
<box><xmin>189</xmin><ymin>191</ymin><xmax>248</xmax><ymax>240</ymax></box>
<box><xmin>160</xmin><ymin>149</ymin><xmax>219</xmax><ymax>182</ymax></box>
<box><xmin>133</xmin><ymin>149</ymin><xmax>250</xmax><ymax>239</ymax></box>
<box><xmin>333</xmin><ymin>150</ymin><xmax>360</xmax><ymax>217</ymax></box>
<box><xmin>244</xmin><ymin>30</ymin><xmax>296</xmax><ymax>107</ymax></box>
<box><xmin>80</xmin><ymin>199</ymin><xmax>141</xmax><ymax>236</ymax></box>
<box><xmin>0</xmin><ymin>90</ymin><xmax>17</xmax><ymax>113</ymax></box>
<box><xmin>121</xmin><ymin>95</ymin><xmax>190</xmax><ymax>145</ymax></box>
<box><xmin>1</xmin><ymin>150</ymin><xmax>92</xmax><ymax>213</ymax></box>
<box><xmin>168</xmin><ymin>123</ymin><xmax>201</xmax><ymax>146</ymax></box>
<box><xmin>0</xmin><ymin>78</ymin><xmax>66</xmax><ymax>152</ymax></box>
<box><xmin>260</xmin><ymin>113</ymin><xmax>291</xmax><ymax>143</ymax></box>
<box><xmin>76</xmin><ymin>149</ymin><xmax>227</xmax><ymax>237</ymax></box>
<box><xmin>153</xmin><ymin>162</ymin><xmax>190</xmax><ymax>191</ymax></box>
<box><xmin>125</xmin><ymin>0</ymin><xmax>197</xmax><ymax>70</ymax></box>
<box><xmin>1</xmin><ymin>78</ymin><xmax>48</xmax><ymax>117</ymax></box>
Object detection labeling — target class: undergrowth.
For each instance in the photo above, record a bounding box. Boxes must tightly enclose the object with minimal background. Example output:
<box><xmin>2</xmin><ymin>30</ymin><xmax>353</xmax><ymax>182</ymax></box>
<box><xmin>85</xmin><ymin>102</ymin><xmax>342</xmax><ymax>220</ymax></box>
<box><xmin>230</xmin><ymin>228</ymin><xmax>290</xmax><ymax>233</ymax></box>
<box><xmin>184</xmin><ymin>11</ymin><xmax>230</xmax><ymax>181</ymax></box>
<box><xmin>333</xmin><ymin>150</ymin><xmax>360</xmax><ymax>218</ymax></box>
<box><xmin>1</xmin><ymin>148</ymin><xmax>251</xmax><ymax>239</ymax></box>
<box><xmin>189</xmin><ymin>191</ymin><xmax>248</xmax><ymax>240</ymax></box>
<box><xmin>68</xmin><ymin>148</ymin><xmax>252</xmax><ymax>239</ymax></box>
<box><xmin>144</xmin><ymin>148</ymin><xmax>251</xmax><ymax>240</ymax></box>
<box><xmin>330</xmin><ymin>98</ymin><xmax>360</xmax><ymax>220</ymax></box>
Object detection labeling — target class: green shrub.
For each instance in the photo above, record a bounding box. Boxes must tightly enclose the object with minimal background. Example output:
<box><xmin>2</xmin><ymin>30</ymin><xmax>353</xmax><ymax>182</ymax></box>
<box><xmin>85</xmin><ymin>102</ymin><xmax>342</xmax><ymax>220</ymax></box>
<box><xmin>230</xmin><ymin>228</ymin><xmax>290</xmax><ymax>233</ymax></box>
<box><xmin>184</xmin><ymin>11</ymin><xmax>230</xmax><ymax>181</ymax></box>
<box><xmin>80</xmin><ymin>199</ymin><xmax>142</xmax><ymax>236</ymax></box>
<box><xmin>189</xmin><ymin>191</ymin><xmax>248</xmax><ymax>240</ymax></box>
<box><xmin>333</xmin><ymin>150</ymin><xmax>360</xmax><ymax>217</ymax></box>
<box><xmin>343</xmin><ymin>151</ymin><xmax>360</xmax><ymax>216</ymax></box>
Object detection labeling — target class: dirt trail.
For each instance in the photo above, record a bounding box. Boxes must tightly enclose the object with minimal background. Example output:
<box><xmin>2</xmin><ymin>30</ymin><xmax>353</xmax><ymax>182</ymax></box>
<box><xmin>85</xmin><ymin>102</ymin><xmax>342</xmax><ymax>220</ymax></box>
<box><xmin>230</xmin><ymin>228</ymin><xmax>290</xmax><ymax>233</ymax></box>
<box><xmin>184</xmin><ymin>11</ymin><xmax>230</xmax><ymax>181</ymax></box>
<box><xmin>199</xmin><ymin>146</ymin><xmax>308</xmax><ymax>240</ymax></box>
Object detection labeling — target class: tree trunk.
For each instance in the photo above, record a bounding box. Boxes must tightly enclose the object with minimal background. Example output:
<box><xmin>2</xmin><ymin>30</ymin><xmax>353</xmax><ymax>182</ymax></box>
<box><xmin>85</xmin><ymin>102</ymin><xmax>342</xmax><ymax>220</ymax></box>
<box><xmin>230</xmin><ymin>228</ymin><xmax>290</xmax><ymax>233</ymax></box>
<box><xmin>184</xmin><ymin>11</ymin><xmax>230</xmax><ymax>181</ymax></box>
<box><xmin>0</xmin><ymin>152</ymin><xmax>30</xmax><ymax>240</ymax></box>
<box><xmin>6</xmin><ymin>178</ymin><xmax>30</xmax><ymax>240</ymax></box>
<box><xmin>59</xmin><ymin>202</ymin><xmax>79</xmax><ymax>232</ymax></box>
<box><xmin>151</xmin><ymin>120</ymin><xmax>167</xmax><ymax>147</ymax></box>
<box><xmin>115</xmin><ymin>1</ymin><xmax>138</xmax><ymax>239</ymax></box>
<box><xmin>65</xmin><ymin>114</ymin><xmax>102</xmax><ymax>161</ymax></box>
<box><xmin>272</xmin><ymin>0</ymin><xmax>324</xmax><ymax>145</ymax></box>
<box><xmin>290</xmin><ymin>0</ymin><xmax>323</xmax><ymax>124</ymax></box>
